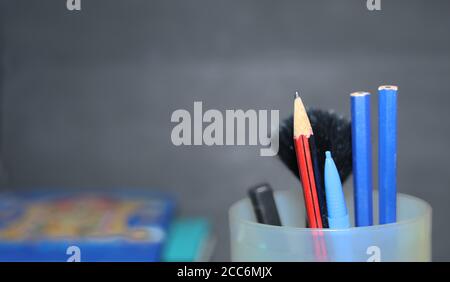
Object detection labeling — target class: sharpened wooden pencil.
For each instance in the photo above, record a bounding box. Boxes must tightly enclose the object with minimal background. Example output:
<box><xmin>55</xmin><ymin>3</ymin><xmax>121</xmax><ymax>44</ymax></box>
<box><xmin>293</xmin><ymin>92</ymin><xmax>323</xmax><ymax>229</ymax></box>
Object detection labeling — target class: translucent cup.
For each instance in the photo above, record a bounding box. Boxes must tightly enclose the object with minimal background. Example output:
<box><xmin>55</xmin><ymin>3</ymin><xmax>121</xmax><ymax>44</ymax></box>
<box><xmin>229</xmin><ymin>190</ymin><xmax>431</xmax><ymax>262</ymax></box>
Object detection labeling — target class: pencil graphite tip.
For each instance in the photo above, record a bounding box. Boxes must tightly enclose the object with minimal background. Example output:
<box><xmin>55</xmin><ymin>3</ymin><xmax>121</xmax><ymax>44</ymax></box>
<box><xmin>295</xmin><ymin>91</ymin><xmax>300</xmax><ymax>99</ymax></box>
<box><xmin>325</xmin><ymin>151</ymin><xmax>332</xmax><ymax>159</ymax></box>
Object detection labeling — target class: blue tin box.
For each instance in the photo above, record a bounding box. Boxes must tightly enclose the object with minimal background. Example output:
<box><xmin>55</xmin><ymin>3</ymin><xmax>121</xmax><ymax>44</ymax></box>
<box><xmin>0</xmin><ymin>190</ymin><xmax>175</xmax><ymax>262</ymax></box>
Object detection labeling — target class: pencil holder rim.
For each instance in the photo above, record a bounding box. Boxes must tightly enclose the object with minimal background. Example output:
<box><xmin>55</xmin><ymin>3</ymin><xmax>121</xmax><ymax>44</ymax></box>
<box><xmin>229</xmin><ymin>191</ymin><xmax>432</xmax><ymax>233</ymax></box>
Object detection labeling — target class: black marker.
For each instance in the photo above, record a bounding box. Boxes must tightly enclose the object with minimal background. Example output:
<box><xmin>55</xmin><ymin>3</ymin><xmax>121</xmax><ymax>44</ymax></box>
<box><xmin>248</xmin><ymin>183</ymin><xmax>282</xmax><ymax>226</ymax></box>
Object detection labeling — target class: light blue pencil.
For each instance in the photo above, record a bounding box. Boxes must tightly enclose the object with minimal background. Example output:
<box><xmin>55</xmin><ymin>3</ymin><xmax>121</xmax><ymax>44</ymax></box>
<box><xmin>324</xmin><ymin>151</ymin><xmax>351</xmax><ymax>261</ymax></box>
<box><xmin>350</xmin><ymin>91</ymin><xmax>373</xmax><ymax>227</ymax></box>
<box><xmin>325</xmin><ymin>151</ymin><xmax>349</xmax><ymax>229</ymax></box>
<box><xmin>378</xmin><ymin>85</ymin><xmax>398</xmax><ymax>224</ymax></box>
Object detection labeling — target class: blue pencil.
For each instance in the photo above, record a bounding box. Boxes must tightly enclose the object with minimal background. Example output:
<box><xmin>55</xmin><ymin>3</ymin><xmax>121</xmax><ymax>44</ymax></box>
<box><xmin>378</xmin><ymin>85</ymin><xmax>398</xmax><ymax>224</ymax></box>
<box><xmin>350</xmin><ymin>91</ymin><xmax>373</xmax><ymax>227</ymax></box>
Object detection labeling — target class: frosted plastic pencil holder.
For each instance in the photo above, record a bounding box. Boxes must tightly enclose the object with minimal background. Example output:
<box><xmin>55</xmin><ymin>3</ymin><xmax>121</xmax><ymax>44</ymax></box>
<box><xmin>229</xmin><ymin>190</ymin><xmax>432</xmax><ymax>262</ymax></box>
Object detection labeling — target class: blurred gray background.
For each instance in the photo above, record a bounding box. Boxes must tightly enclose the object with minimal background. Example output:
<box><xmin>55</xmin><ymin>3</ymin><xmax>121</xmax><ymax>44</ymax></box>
<box><xmin>0</xmin><ymin>0</ymin><xmax>449</xmax><ymax>261</ymax></box>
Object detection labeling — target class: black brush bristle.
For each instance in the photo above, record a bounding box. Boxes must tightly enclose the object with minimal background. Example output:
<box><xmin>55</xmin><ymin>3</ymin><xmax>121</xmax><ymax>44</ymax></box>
<box><xmin>278</xmin><ymin>108</ymin><xmax>352</xmax><ymax>183</ymax></box>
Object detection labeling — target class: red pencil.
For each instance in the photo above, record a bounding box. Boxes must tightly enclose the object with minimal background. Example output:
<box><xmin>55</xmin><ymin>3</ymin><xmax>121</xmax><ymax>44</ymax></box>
<box><xmin>293</xmin><ymin>92</ymin><xmax>323</xmax><ymax>229</ymax></box>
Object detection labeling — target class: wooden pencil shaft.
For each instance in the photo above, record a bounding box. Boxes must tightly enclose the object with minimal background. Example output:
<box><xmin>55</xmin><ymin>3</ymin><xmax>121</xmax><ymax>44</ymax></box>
<box><xmin>295</xmin><ymin>138</ymin><xmax>317</xmax><ymax>227</ymax></box>
<box><xmin>350</xmin><ymin>92</ymin><xmax>373</xmax><ymax>227</ymax></box>
<box><xmin>378</xmin><ymin>86</ymin><xmax>398</xmax><ymax>224</ymax></box>
<box><xmin>302</xmin><ymin>136</ymin><xmax>323</xmax><ymax>228</ymax></box>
